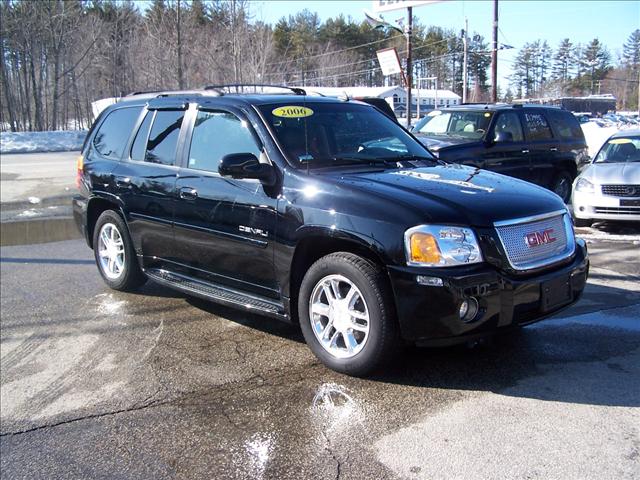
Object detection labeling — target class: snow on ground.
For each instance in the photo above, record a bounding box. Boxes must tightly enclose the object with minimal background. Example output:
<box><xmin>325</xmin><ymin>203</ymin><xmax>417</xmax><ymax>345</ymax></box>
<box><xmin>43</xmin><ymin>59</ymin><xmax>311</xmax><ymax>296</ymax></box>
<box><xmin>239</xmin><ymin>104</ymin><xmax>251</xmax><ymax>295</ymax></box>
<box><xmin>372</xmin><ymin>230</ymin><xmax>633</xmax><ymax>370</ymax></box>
<box><xmin>0</xmin><ymin>130</ymin><xmax>87</xmax><ymax>154</ymax></box>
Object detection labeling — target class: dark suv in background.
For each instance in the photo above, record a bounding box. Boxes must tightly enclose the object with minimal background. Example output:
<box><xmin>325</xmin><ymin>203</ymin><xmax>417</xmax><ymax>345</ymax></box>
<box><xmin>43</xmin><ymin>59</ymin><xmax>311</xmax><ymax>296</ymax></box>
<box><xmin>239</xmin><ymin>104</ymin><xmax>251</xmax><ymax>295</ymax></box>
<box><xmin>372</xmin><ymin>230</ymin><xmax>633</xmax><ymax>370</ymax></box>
<box><xmin>411</xmin><ymin>104</ymin><xmax>589</xmax><ymax>202</ymax></box>
<box><xmin>74</xmin><ymin>86</ymin><xmax>588</xmax><ymax>376</ymax></box>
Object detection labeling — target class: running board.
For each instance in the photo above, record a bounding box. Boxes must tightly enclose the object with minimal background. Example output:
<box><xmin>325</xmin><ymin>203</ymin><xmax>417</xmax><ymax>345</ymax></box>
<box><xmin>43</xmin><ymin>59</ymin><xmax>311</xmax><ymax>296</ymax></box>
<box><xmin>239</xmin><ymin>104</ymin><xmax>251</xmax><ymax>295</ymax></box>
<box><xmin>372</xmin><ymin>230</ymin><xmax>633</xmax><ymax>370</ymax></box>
<box><xmin>145</xmin><ymin>268</ymin><xmax>287</xmax><ymax>320</ymax></box>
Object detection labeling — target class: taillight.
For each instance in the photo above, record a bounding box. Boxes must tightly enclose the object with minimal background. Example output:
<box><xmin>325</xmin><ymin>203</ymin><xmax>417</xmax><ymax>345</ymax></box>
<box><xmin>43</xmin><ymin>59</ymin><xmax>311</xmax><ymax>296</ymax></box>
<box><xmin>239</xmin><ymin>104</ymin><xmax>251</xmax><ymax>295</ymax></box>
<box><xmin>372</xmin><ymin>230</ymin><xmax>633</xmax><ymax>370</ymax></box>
<box><xmin>76</xmin><ymin>154</ymin><xmax>84</xmax><ymax>189</ymax></box>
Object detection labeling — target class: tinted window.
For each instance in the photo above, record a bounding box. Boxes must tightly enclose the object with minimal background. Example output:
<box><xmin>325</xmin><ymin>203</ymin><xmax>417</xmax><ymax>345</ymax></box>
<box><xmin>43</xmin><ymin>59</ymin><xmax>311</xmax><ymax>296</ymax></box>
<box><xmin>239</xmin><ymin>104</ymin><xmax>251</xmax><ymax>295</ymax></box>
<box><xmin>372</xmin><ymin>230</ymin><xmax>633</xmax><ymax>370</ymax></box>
<box><xmin>524</xmin><ymin>112</ymin><xmax>553</xmax><ymax>141</ymax></box>
<box><xmin>145</xmin><ymin>110</ymin><xmax>184</xmax><ymax>165</ymax></box>
<box><xmin>188</xmin><ymin>111</ymin><xmax>260</xmax><ymax>172</ymax></box>
<box><xmin>93</xmin><ymin>107</ymin><xmax>142</xmax><ymax>158</ymax></box>
<box><xmin>494</xmin><ymin>112</ymin><xmax>524</xmax><ymax>142</ymax></box>
<box><xmin>416</xmin><ymin>110</ymin><xmax>493</xmax><ymax>139</ymax></box>
<box><xmin>546</xmin><ymin>109</ymin><xmax>584</xmax><ymax>140</ymax></box>
<box><xmin>130</xmin><ymin>111</ymin><xmax>154</xmax><ymax>161</ymax></box>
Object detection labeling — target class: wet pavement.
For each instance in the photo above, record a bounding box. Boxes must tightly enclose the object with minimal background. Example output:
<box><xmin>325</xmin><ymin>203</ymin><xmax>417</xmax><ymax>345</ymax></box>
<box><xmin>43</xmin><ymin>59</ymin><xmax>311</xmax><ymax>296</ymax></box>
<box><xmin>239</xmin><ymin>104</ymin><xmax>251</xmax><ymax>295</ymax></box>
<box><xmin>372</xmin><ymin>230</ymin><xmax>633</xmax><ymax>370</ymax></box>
<box><xmin>1</xmin><ymin>236</ymin><xmax>639</xmax><ymax>479</ymax></box>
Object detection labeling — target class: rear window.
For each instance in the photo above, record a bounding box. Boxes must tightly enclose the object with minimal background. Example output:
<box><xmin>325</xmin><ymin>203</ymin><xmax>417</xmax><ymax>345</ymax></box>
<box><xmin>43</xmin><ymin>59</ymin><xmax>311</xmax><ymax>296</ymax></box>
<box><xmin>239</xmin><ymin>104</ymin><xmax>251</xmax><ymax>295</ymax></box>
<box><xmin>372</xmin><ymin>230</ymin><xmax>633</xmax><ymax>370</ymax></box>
<box><xmin>546</xmin><ymin>109</ymin><xmax>584</xmax><ymax>140</ymax></box>
<box><xmin>523</xmin><ymin>112</ymin><xmax>553</xmax><ymax>141</ymax></box>
<box><xmin>144</xmin><ymin>110</ymin><xmax>185</xmax><ymax>165</ymax></box>
<box><xmin>92</xmin><ymin>107</ymin><xmax>142</xmax><ymax>159</ymax></box>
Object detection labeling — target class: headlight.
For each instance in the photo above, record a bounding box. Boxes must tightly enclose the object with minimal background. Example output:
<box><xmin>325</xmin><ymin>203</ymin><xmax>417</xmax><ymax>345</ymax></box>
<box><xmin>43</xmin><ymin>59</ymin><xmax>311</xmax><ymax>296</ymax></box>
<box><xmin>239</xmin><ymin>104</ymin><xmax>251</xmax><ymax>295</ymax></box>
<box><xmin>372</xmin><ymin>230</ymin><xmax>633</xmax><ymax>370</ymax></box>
<box><xmin>575</xmin><ymin>178</ymin><xmax>595</xmax><ymax>193</ymax></box>
<box><xmin>404</xmin><ymin>225</ymin><xmax>483</xmax><ymax>267</ymax></box>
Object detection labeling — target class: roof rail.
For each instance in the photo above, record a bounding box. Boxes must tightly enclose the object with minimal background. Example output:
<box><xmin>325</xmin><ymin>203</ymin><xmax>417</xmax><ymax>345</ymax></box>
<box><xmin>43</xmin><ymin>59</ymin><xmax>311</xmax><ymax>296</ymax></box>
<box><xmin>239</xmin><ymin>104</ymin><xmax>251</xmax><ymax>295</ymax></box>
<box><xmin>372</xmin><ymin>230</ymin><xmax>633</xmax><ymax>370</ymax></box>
<box><xmin>203</xmin><ymin>84</ymin><xmax>306</xmax><ymax>96</ymax></box>
<box><xmin>125</xmin><ymin>90</ymin><xmax>164</xmax><ymax>97</ymax></box>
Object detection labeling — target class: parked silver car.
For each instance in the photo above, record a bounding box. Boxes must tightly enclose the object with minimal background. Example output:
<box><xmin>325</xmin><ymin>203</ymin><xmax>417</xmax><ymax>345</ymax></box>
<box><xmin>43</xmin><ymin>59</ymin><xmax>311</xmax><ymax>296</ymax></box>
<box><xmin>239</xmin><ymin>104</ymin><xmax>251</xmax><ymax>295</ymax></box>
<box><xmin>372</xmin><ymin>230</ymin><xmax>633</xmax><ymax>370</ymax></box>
<box><xmin>572</xmin><ymin>130</ymin><xmax>640</xmax><ymax>226</ymax></box>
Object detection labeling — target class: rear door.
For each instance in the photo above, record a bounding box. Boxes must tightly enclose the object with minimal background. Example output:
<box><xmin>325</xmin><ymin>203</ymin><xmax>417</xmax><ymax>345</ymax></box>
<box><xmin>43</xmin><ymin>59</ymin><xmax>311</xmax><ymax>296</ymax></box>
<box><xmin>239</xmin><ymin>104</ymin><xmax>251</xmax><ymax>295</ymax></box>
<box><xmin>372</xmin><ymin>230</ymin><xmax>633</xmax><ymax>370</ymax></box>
<box><xmin>172</xmin><ymin>105</ymin><xmax>278</xmax><ymax>298</ymax></box>
<box><xmin>522</xmin><ymin>109</ymin><xmax>557</xmax><ymax>187</ymax></box>
<box><xmin>112</xmin><ymin>102</ymin><xmax>188</xmax><ymax>263</ymax></box>
<box><xmin>483</xmin><ymin>110</ymin><xmax>531</xmax><ymax>181</ymax></box>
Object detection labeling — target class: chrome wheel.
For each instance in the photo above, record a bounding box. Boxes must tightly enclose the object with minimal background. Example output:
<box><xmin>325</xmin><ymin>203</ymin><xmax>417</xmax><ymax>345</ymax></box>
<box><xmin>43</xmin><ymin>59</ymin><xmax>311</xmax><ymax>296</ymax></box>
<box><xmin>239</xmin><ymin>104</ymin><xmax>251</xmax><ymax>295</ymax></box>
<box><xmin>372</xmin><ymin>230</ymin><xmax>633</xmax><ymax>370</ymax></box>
<box><xmin>309</xmin><ymin>274</ymin><xmax>370</xmax><ymax>359</ymax></box>
<box><xmin>97</xmin><ymin>223</ymin><xmax>125</xmax><ymax>280</ymax></box>
<box><xmin>553</xmin><ymin>175</ymin><xmax>571</xmax><ymax>202</ymax></box>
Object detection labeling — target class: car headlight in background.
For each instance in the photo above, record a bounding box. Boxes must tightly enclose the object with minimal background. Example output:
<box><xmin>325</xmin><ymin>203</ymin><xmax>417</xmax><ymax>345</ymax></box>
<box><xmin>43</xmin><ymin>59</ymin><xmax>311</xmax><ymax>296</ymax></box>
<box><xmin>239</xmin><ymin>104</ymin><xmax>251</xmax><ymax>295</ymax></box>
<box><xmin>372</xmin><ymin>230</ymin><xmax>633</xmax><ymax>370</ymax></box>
<box><xmin>575</xmin><ymin>177</ymin><xmax>595</xmax><ymax>193</ymax></box>
<box><xmin>405</xmin><ymin>225</ymin><xmax>483</xmax><ymax>267</ymax></box>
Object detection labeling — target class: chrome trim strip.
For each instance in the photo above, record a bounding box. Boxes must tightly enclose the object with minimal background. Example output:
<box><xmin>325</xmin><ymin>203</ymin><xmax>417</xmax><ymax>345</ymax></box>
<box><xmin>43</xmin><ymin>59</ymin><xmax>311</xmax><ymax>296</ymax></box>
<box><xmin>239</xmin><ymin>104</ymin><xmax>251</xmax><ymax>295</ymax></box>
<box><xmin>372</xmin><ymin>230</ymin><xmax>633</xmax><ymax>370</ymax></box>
<box><xmin>493</xmin><ymin>209</ymin><xmax>568</xmax><ymax>228</ymax></box>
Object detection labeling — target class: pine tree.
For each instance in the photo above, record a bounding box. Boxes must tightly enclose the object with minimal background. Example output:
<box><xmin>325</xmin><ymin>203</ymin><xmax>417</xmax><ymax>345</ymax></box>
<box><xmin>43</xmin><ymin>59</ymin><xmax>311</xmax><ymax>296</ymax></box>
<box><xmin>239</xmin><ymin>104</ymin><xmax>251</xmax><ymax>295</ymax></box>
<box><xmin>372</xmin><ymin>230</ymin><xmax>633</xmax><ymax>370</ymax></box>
<box><xmin>622</xmin><ymin>29</ymin><xmax>640</xmax><ymax>71</ymax></box>
<box><xmin>552</xmin><ymin>38</ymin><xmax>573</xmax><ymax>82</ymax></box>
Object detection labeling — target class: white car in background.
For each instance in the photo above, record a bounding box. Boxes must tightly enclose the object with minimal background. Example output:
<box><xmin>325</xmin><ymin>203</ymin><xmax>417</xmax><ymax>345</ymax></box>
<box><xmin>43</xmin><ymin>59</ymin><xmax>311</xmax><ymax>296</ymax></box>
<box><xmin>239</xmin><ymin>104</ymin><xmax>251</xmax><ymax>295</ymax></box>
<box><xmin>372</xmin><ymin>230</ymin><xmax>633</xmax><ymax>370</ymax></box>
<box><xmin>572</xmin><ymin>130</ymin><xmax>640</xmax><ymax>226</ymax></box>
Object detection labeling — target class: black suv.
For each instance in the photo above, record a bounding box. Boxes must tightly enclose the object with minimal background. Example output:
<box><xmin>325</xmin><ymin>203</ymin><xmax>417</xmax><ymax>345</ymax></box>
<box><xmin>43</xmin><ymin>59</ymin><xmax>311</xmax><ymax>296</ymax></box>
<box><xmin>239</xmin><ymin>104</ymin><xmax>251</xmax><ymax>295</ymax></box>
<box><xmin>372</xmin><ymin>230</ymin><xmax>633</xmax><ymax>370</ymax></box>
<box><xmin>74</xmin><ymin>86</ymin><xmax>588</xmax><ymax>376</ymax></box>
<box><xmin>411</xmin><ymin>104</ymin><xmax>590</xmax><ymax>202</ymax></box>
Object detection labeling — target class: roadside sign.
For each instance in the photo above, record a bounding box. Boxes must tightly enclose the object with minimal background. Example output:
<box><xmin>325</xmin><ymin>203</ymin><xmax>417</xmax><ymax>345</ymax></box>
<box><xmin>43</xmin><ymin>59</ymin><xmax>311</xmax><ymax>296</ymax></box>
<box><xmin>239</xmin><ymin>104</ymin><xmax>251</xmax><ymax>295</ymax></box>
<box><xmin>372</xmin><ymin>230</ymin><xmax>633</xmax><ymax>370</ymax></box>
<box><xmin>372</xmin><ymin>0</ymin><xmax>441</xmax><ymax>13</ymax></box>
<box><xmin>376</xmin><ymin>48</ymin><xmax>403</xmax><ymax>76</ymax></box>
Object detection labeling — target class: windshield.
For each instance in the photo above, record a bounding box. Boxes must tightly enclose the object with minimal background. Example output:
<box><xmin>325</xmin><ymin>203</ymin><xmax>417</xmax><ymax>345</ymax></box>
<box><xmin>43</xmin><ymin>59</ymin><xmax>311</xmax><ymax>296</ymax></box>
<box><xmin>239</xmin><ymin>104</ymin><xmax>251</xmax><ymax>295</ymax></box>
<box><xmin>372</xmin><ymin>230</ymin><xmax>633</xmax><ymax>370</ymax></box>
<box><xmin>258</xmin><ymin>102</ymin><xmax>434</xmax><ymax>169</ymax></box>
<box><xmin>415</xmin><ymin>110</ymin><xmax>493</xmax><ymax>139</ymax></box>
<box><xmin>594</xmin><ymin>137</ymin><xmax>640</xmax><ymax>163</ymax></box>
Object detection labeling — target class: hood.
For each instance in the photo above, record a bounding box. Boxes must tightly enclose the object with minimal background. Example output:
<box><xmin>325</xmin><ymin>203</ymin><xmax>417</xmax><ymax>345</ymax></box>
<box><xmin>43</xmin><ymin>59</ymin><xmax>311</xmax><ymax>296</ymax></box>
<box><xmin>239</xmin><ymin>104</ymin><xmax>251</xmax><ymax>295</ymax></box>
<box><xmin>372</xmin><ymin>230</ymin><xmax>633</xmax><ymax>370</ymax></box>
<box><xmin>580</xmin><ymin>162</ymin><xmax>640</xmax><ymax>185</ymax></box>
<box><xmin>319</xmin><ymin>164</ymin><xmax>566</xmax><ymax>227</ymax></box>
<box><xmin>413</xmin><ymin>134</ymin><xmax>479</xmax><ymax>152</ymax></box>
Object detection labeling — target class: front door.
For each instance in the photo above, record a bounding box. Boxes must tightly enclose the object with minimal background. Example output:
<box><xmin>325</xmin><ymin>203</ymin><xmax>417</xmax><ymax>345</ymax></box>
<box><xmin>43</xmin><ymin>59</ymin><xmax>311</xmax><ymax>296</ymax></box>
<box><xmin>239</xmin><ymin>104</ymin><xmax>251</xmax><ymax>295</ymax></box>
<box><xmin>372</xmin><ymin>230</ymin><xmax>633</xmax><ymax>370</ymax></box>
<box><xmin>172</xmin><ymin>108</ymin><xmax>278</xmax><ymax>298</ymax></box>
<box><xmin>483</xmin><ymin>111</ymin><xmax>531</xmax><ymax>181</ymax></box>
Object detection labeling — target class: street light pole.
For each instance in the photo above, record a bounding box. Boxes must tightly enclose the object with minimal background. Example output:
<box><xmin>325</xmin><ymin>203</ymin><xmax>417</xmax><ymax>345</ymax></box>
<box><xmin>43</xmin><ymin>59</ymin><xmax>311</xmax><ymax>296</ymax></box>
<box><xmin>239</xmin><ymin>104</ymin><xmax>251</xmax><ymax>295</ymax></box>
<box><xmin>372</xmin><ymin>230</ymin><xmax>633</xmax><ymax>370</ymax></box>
<box><xmin>491</xmin><ymin>0</ymin><xmax>498</xmax><ymax>102</ymax></box>
<box><xmin>406</xmin><ymin>6</ymin><xmax>413</xmax><ymax>127</ymax></box>
<box><xmin>462</xmin><ymin>18</ymin><xmax>468</xmax><ymax>104</ymax></box>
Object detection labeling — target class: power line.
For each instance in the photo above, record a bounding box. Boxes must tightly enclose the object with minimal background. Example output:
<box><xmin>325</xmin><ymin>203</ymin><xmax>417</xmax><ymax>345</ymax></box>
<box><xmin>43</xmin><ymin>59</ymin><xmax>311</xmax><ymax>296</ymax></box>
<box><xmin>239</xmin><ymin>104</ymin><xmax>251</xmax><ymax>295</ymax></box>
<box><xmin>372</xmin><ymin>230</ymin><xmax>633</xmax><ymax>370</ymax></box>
<box><xmin>266</xmin><ymin>34</ymin><xmax>404</xmax><ymax>66</ymax></box>
<box><xmin>264</xmin><ymin>38</ymin><xmax>458</xmax><ymax>80</ymax></box>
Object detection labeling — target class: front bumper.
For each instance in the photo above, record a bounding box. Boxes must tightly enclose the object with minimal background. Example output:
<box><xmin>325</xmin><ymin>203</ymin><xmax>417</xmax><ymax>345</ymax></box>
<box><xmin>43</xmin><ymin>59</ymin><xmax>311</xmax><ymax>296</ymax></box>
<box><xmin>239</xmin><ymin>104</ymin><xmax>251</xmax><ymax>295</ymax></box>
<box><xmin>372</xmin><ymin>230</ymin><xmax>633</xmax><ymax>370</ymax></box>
<box><xmin>387</xmin><ymin>239</ymin><xmax>589</xmax><ymax>345</ymax></box>
<box><xmin>573</xmin><ymin>190</ymin><xmax>640</xmax><ymax>222</ymax></box>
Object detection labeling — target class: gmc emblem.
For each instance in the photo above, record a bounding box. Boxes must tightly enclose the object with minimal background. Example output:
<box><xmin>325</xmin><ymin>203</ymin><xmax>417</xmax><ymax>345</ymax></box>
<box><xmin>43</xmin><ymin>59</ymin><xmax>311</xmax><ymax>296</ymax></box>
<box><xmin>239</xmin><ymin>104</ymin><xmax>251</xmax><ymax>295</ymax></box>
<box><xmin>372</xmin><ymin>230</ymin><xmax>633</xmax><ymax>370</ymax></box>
<box><xmin>525</xmin><ymin>228</ymin><xmax>556</xmax><ymax>247</ymax></box>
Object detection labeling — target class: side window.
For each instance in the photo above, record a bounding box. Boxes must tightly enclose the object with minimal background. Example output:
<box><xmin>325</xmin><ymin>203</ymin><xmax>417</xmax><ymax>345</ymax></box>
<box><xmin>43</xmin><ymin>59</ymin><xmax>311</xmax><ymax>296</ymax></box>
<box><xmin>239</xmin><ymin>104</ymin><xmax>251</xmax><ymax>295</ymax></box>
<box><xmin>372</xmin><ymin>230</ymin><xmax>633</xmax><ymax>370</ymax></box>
<box><xmin>494</xmin><ymin>112</ymin><xmax>524</xmax><ymax>142</ymax></box>
<box><xmin>188</xmin><ymin>111</ymin><xmax>261</xmax><ymax>172</ymax></box>
<box><xmin>523</xmin><ymin>112</ymin><xmax>553</xmax><ymax>141</ymax></box>
<box><xmin>130</xmin><ymin>111</ymin><xmax>154</xmax><ymax>161</ymax></box>
<box><xmin>93</xmin><ymin>107</ymin><xmax>142</xmax><ymax>159</ymax></box>
<box><xmin>546</xmin><ymin>110</ymin><xmax>584</xmax><ymax>140</ymax></box>
<box><xmin>145</xmin><ymin>110</ymin><xmax>185</xmax><ymax>165</ymax></box>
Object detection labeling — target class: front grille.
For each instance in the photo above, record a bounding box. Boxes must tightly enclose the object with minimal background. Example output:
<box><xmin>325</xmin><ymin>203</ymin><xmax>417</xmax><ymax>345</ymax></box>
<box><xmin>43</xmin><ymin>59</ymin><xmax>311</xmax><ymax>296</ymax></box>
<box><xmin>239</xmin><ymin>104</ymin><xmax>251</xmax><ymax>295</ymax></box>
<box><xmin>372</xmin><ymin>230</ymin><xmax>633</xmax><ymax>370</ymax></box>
<box><xmin>601</xmin><ymin>184</ymin><xmax>640</xmax><ymax>197</ymax></box>
<box><xmin>494</xmin><ymin>211</ymin><xmax>575</xmax><ymax>271</ymax></box>
<box><xmin>594</xmin><ymin>206</ymin><xmax>640</xmax><ymax>215</ymax></box>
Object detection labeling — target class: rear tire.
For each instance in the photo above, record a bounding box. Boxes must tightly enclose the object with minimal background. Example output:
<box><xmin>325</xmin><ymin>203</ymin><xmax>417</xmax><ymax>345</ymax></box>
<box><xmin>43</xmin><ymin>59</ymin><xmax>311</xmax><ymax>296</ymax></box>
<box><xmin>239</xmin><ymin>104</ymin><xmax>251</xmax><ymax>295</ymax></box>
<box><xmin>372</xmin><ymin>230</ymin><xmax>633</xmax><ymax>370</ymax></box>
<box><xmin>573</xmin><ymin>217</ymin><xmax>593</xmax><ymax>228</ymax></box>
<box><xmin>298</xmin><ymin>252</ymin><xmax>398</xmax><ymax>376</ymax></box>
<box><xmin>551</xmin><ymin>170</ymin><xmax>574</xmax><ymax>203</ymax></box>
<box><xmin>93</xmin><ymin>210</ymin><xmax>146</xmax><ymax>291</ymax></box>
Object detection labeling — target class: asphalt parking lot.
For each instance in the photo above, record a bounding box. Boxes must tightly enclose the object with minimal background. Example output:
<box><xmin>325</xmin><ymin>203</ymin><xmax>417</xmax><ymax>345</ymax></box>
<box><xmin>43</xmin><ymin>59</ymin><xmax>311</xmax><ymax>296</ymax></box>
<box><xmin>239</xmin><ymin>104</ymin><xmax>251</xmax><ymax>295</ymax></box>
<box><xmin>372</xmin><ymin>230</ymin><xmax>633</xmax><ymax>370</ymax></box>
<box><xmin>1</xmin><ymin>224</ymin><xmax>639</xmax><ymax>480</ymax></box>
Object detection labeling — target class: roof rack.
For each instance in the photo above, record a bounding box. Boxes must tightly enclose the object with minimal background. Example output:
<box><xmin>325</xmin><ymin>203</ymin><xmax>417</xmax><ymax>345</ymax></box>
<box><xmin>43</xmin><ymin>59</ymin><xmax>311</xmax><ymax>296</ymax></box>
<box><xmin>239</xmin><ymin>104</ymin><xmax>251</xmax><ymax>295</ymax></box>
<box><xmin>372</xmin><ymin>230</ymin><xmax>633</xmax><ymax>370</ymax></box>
<box><xmin>202</xmin><ymin>84</ymin><xmax>306</xmax><ymax>96</ymax></box>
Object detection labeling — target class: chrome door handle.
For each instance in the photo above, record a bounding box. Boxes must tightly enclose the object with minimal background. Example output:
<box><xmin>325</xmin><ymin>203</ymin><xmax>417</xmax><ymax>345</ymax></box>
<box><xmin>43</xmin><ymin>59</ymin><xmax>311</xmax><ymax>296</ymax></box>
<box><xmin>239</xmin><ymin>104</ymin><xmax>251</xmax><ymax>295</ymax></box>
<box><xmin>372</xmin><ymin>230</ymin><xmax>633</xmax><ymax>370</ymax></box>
<box><xmin>179</xmin><ymin>187</ymin><xmax>198</xmax><ymax>200</ymax></box>
<box><xmin>550</xmin><ymin>147</ymin><xmax>558</xmax><ymax>152</ymax></box>
<box><xmin>521</xmin><ymin>149</ymin><xmax>530</xmax><ymax>154</ymax></box>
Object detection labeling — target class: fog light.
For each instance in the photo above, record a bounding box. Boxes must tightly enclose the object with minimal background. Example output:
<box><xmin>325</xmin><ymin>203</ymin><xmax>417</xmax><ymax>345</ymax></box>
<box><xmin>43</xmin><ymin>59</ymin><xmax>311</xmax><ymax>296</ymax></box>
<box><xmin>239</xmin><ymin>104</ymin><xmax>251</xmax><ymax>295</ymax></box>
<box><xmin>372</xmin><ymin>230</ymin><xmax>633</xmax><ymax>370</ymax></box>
<box><xmin>459</xmin><ymin>297</ymin><xmax>479</xmax><ymax>323</ymax></box>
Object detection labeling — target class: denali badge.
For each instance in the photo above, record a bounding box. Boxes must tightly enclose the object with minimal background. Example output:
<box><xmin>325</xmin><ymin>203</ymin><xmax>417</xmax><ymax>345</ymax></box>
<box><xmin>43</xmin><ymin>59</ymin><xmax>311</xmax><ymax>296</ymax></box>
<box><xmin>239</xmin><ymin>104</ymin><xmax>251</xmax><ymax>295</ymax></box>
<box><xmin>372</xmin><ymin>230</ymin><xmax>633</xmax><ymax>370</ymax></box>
<box><xmin>525</xmin><ymin>228</ymin><xmax>556</xmax><ymax>247</ymax></box>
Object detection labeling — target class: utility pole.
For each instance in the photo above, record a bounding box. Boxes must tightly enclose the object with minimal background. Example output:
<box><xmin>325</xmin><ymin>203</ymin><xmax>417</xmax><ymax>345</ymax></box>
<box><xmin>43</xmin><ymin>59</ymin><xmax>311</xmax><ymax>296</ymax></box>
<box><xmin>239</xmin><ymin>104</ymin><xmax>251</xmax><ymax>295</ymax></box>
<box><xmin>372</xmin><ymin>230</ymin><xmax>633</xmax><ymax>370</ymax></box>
<box><xmin>462</xmin><ymin>18</ymin><xmax>468</xmax><ymax>104</ymax></box>
<box><xmin>491</xmin><ymin>0</ymin><xmax>498</xmax><ymax>103</ymax></box>
<box><xmin>406</xmin><ymin>6</ymin><xmax>413</xmax><ymax>127</ymax></box>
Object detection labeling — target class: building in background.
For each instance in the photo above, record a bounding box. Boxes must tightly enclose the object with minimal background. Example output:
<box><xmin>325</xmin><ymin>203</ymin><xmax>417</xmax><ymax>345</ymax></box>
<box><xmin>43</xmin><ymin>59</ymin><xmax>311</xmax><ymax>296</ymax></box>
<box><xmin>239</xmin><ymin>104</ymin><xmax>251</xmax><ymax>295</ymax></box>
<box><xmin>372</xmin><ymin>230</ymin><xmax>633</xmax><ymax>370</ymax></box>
<box><xmin>513</xmin><ymin>94</ymin><xmax>617</xmax><ymax>116</ymax></box>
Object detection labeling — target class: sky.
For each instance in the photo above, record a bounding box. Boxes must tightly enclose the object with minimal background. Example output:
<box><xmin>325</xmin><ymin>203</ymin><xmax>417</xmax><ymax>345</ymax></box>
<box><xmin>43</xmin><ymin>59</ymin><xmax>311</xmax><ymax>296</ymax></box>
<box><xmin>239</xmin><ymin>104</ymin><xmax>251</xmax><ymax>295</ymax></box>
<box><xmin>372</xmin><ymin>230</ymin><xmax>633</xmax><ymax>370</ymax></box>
<box><xmin>248</xmin><ymin>0</ymin><xmax>640</xmax><ymax>88</ymax></box>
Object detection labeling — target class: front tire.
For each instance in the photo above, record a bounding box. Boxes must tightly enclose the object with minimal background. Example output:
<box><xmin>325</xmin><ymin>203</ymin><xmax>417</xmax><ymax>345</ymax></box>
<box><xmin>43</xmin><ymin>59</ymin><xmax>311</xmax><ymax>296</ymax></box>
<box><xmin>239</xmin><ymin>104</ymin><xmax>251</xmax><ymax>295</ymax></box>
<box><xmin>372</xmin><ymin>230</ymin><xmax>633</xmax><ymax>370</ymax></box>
<box><xmin>573</xmin><ymin>217</ymin><xmax>593</xmax><ymax>228</ymax></box>
<box><xmin>551</xmin><ymin>170</ymin><xmax>574</xmax><ymax>203</ymax></box>
<box><xmin>298</xmin><ymin>252</ymin><xmax>398</xmax><ymax>376</ymax></box>
<box><xmin>93</xmin><ymin>210</ymin><xmax>146</xmax><ymax>291</ymax></box>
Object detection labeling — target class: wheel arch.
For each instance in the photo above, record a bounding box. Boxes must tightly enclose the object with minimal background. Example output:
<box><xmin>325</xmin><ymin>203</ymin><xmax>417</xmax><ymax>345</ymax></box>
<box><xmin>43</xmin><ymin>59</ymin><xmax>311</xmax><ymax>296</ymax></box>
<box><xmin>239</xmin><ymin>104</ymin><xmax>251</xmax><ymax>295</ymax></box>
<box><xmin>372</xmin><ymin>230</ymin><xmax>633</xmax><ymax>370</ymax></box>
<box><xmin>288</xmin><ymin>228</ymin><xmax>391</xmax><ymax>323</ymax></box>
<box><xmin>86</xmin><ymin>195</ymin><xmax>126</xmax><ymax>249</ymax></box>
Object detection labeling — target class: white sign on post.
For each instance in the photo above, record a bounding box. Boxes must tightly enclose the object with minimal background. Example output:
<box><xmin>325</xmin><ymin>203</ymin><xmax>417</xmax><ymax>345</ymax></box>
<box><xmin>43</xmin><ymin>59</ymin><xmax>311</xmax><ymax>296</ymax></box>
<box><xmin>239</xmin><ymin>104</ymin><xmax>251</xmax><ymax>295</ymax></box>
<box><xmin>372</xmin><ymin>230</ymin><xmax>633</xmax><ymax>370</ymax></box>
<box><xmin>372</xmin><ymin>0</ymin><xmax>441</xmax><ymax>13</ymax></box>
<box><xmin>376</xmin><ymin>48</ymin><xmax>403</xmax><ymax>76</ymax></box>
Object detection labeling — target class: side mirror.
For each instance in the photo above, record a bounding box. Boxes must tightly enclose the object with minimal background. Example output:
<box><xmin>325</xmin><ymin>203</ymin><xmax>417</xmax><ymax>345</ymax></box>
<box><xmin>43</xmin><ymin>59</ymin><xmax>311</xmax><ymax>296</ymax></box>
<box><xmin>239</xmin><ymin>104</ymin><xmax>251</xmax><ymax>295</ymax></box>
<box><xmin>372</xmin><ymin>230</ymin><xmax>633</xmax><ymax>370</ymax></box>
<box><xmin>219</xmin><ymin>153</ymin><xmax>276</xmax><ymax>186</ymax></box>
<box><xmin>493</xmin><ymin>131</ymin><xmax>513</xmax><ymax>143</ymax></box>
